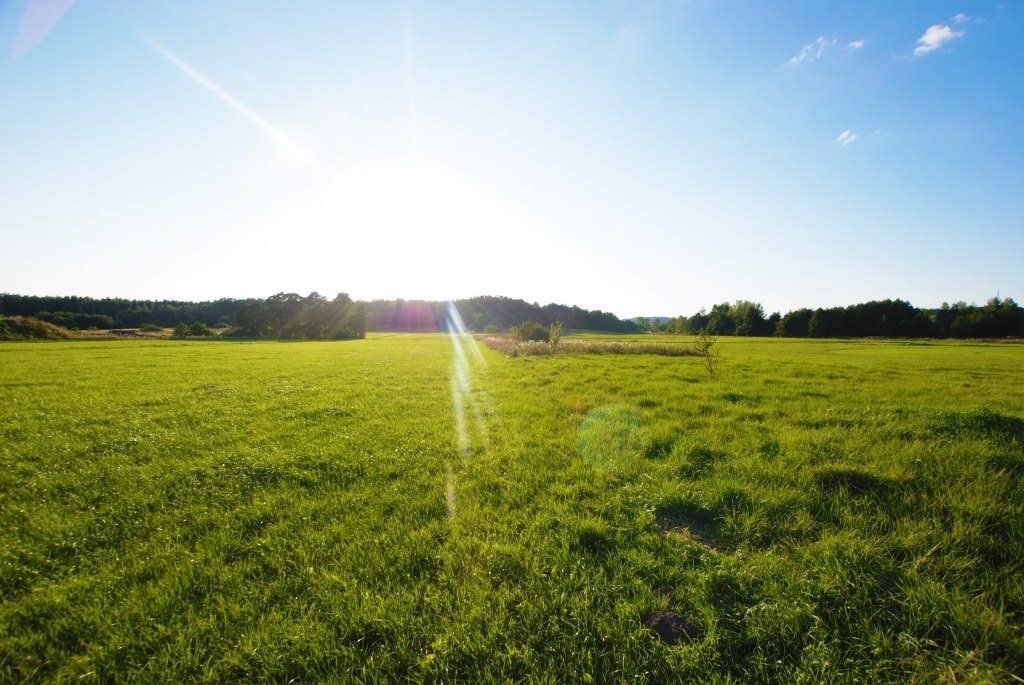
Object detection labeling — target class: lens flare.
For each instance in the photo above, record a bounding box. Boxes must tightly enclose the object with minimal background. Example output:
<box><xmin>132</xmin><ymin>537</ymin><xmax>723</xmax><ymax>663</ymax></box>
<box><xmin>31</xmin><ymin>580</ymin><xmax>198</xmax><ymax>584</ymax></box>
<box><xmin>445</xmin><ymin>302</ymin><xmax>490</xmax><ymax>517</ymax></box>
<box><xmin>12</xmin><ymin>0</ymin><xmax>77</xmax><ymax>59</ymax></box>
<box><xmin>142</xmin><ymin>34</ymin><xmax>306</xmax><ymax>159</ymax></box>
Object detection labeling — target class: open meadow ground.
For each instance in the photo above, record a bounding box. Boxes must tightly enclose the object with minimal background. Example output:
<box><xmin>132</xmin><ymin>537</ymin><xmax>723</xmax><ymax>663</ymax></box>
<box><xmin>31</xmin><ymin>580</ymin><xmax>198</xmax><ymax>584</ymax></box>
<box><xmin>1</xmin><ymin>335</ymin><xmax>1022</xmax><ymax>682</ymax></box>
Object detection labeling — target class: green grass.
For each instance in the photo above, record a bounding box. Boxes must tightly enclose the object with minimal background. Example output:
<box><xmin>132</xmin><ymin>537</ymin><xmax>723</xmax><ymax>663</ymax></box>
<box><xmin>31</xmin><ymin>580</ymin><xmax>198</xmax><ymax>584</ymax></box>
<box><xmin>1</xmin><ymin>334</ymin><xmax>1022</xmax><ymax>682</ymax></box>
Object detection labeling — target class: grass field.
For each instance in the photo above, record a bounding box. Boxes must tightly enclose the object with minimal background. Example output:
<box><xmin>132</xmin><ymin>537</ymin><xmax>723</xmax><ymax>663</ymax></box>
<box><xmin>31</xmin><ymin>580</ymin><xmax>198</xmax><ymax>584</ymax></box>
<box><xmin>1</xmin><ymin>334</ymin><xmax>1023</xmax><ymax>682</ymax></box>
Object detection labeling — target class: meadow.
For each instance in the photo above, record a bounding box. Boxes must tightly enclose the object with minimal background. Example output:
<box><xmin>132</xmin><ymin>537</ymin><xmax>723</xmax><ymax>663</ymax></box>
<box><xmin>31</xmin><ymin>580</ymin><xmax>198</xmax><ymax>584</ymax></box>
<box><xmin>1</xmin><ymin>334</ymin><xmax>1022</xmax><ymax>682</ymax></box>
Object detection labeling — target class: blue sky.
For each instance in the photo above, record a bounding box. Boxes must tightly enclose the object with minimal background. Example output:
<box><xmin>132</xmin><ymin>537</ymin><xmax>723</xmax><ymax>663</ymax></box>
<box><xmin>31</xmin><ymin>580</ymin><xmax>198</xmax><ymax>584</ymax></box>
<box><xmin>1</xmin><ymin>1</ymin><xmax>1021</xmax><ymax>316</ymax></box>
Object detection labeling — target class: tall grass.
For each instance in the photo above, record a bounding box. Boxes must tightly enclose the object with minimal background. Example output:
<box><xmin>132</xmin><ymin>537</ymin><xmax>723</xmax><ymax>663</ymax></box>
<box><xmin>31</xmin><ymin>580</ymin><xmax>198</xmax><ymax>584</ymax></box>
<box><xmin>480</xmin><ymin>335</ymin><xmax>701</xmax><ymax>357</ymax></box>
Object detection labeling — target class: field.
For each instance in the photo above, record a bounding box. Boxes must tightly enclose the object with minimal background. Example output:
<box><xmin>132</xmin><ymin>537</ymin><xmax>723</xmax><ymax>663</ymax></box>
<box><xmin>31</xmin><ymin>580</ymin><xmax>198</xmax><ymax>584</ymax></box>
<box><xmin>1</xmin><ymin>334</ymin><xmax>1023</xmax><ymax>682</ymax></box>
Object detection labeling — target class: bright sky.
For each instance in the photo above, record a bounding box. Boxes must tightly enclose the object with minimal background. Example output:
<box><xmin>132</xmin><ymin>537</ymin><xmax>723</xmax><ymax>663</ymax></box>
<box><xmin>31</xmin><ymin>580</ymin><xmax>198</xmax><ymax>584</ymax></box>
<box><xmin>1</xmin><ymin>1</ymin><xmax>1021</xmax><ymax>317</ymax></box>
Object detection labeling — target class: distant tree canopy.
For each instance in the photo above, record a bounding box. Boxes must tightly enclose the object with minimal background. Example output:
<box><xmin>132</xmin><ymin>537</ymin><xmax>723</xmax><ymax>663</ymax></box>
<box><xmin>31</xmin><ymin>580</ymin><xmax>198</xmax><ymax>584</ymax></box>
<box><xmin>651</xmin><ymin>296</ymin><xmax>1023</xmax><ymax>339</ymax></box>
<box><xmin>363</xmin><ymin>296</ymin><xmax>638</xmax><ymax>333</ymax></box>
<box><xmin>0</xmin><ymin>294</ymin><xmax>243</xmax><ymax>329</ymax></box>
<box><xmin>1</xmin><ymin>293</ymin><xmax>635</xmax><ymax>335</ymax></box>
<box><xmin>34</xmin><ymin>311</ymin><xmax>114</xmax><ymax>330</ymax></box>
<box><xmin>3</xmin><ymin>292</ymin><xmax>1021</xmax><ymax>340</ymax></box>
<box><xmin>235</xmin><ymin>293</ymin><xmax>365</xmax><ymax>340</ymax></box>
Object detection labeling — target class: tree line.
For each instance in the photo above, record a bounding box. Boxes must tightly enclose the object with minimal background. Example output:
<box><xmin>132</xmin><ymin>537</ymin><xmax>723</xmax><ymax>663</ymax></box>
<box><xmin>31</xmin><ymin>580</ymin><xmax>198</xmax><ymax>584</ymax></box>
<box><xmin>0</xmin><ymin>294</ymin><xmax>243</xmax><ymax>329</ymax></box>
<box><xmin>234</xmin><ymin>293</ymin><xmax>365</xmax><ymax>339</ymax></box>
<box><xmin>364</xmin><ymin>296</ymin><xmax>636</xmax><ymax>333</ymax></box>
<box><xmin>1</xmin><ymin>293</ymin><xmax>634</xmax><ymax>335</ymax></box>
<box><xmin>4</xmin><ymin>292</ymin><xmax>1021</xmax><ymax>339</ymax></box>
<box><xmin>0</xmin><ymin>292</ymin><xmax>364</xmax><ymax>340</ymax></box>
<box><xmin>636</xmin><ymin>296</ymin><xmax>1023</xmax><ymax>339</ymax></box>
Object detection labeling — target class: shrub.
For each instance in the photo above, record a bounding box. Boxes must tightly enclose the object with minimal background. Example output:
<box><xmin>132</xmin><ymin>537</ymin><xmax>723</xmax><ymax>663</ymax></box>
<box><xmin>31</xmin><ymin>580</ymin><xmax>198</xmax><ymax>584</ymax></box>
<box><xmin>511</xmin><ymin>320</ymin><xmax>549</xmax><ymax>342</ymax></box>
<box><xmin>189</xmin><ymin>322</ymin><xmax>214</xmax><ymax>337</ymax></box>
<box><xmin>171</xmin><ymin>323</ymin><xmax>190</xmax><ymax>339</ymax></box>
<box><xmin>550</xmin><ymin>321</ymin><xmax>563</xmax><ymax>350</ymax></box>
<box><xmin>692</xmin><ymin>328</ymin><xmax>719</xmax><ymax>379</ymax></box>
<box><xmin>139</xmin><ymin>323</ymin><xmax>162</xmax><ymax>332</ymax></box>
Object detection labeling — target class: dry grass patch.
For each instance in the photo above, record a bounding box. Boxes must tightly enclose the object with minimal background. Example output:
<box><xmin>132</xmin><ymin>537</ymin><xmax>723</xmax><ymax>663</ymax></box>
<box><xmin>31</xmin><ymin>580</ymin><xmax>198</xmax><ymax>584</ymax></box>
<box><xmin>480</xmin><ymin>335</ymin><xmax>701</xmax><ymax>357</ymax></box>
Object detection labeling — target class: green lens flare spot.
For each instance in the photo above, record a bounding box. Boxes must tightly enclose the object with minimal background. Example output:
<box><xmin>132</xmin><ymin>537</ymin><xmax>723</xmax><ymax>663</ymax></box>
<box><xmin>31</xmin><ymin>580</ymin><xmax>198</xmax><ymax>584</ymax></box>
<box><xmin>578</xmin><ymin>404</ymin><xmax>648</xmax><ymax>469</ymax></box>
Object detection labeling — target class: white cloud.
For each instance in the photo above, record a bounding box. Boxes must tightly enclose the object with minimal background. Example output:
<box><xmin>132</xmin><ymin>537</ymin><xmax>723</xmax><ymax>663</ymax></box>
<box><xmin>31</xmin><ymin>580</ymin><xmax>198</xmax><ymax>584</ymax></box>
<box><xmin>913</xmin><ymin>24</ymin><xmax>965</xmax><ymax>56</ymax></box>
<box><xmin>836</xmin><ymin>130</ymin><xmax>858</xmax><ymax>147</ymax></box>
<box><xmin>847</xmin><ymin>40</ymin><xmax>865</xmax><ymax>50</ymax></box>
<box><xmin>952</xmin><ymin>13</ymin><xmax>969</xmax><ymax>24</ymax></box>
<box><xmin>788</xmin><ymin>36</ymin><xmax>836</xmax><ymax>64</ymax></box>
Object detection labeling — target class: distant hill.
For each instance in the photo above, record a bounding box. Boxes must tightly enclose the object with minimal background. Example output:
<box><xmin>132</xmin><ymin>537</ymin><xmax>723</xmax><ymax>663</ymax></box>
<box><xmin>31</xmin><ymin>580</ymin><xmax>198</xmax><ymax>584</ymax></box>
<box><xmin>0</xmin><ymin>316</ymin><xmax>71</xmax><ymax>341</ymax></box>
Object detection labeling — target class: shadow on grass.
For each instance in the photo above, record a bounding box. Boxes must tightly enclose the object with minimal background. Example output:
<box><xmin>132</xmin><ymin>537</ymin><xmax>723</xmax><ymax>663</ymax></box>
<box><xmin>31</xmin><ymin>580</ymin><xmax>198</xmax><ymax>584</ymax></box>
<box><xmin>812</xmin><ymin>465</ymin><xmax>896</xmax><ymax>497</ymax></box>
<box><xmin>935</xmin><ymin>409</ymin><xmax>1024</xmax><ymax>444</ymax></box>
<box><xmin>655</xmin><ymin>495</ymin><xmax>722</xmax><ymax>549</ymax></box>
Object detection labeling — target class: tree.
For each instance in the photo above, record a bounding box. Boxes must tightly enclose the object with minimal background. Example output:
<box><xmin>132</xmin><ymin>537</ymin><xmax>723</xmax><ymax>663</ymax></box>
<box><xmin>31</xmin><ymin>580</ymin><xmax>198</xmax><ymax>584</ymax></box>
<box><xmin>777</xmin><ymin>309</ymin><xmax>813</xmax><ymax>337</ymax></box>
<box><xmin>731</xmin><ymin>300</ymin><xmax>767</xmax><ymax>336</ymax></box>
<box><xmin>550</xmin><ymin>321</ymin><xmax>563</xmax><ymax>350</ymax></box>
<box><xmin>692</xmin><ymin>328</ymin><xmax>719</xmax><ymax>379</ymax></box>
<box><xmin>232</xmin><ymin>292</ymin><xmax>364</xmax><ymax>340</ymax></box>
<box><xmin>687</xmin><ymin>309</ymin><xmax>709</xmax><ymax>334</ymax></box>
<box><xmin>706</xmin><ymin>303</ymin><xmax>735</xmax><ymax>335</ymax></box>
<box><xmin>808</xmin><ymin>309</ymin><xmax>828</xmax><ymax>338</ymax></box>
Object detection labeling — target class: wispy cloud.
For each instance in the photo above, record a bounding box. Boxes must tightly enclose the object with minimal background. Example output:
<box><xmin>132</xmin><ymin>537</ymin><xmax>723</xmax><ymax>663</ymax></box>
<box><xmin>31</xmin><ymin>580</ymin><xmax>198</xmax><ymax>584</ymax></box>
<box><xmin>836</xmin><ymin>130</ymin><xmax>858</xmax><ymax>147</ymax></box>
<box><xmin>788</xmin><ymin>36</ymin><xmax>836</xmax><ymax>65</ymax></box>
<box><xmin>789</xmin><ymin>36</ymin><xmax>864</xmax><ymax>65</ymax></box>
<box><xmin>143</xmin><ymin>34</ymin><xmax>304</xmax><ymax>157</ymax></box>
<box><xmin>952</xmin><ymin>13</ymin><xmax>970</xmax><ymax>24</ymax></box>
<box><xmin>913</xmin><ymin>24</ymin><xmax>964</xmax><ymax>56</ymax></box>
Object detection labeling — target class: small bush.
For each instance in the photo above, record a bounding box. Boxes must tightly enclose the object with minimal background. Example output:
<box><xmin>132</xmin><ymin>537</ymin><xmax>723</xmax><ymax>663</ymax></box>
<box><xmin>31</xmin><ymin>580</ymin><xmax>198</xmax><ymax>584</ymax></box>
<box><xmin>511</xmin><ymin>321</ymin><xmax>549</xmax><ymax>342</ymax></box>
<box><xmin>189</xmin><ymin>322</ymin><xmax>215</xmax><ymax>337</ymax></box>
<box><xmin>550</xmin><ymin>321</ymin><xmax>563</xmax><ymax>350</ymax></box>
<box><xmin>171</xmin><ymin>323</ymin><xmax>190</xmax><ymax>339</ymax></box>
<box><xmin>139</xmin><ymin>323</ymin><xmax>162</xmax><ymax>332</ymax></box>
<box><xmin>692</xmin><ymin>328</ymin><xmax>719</xmax><ymax>379</ymax></box>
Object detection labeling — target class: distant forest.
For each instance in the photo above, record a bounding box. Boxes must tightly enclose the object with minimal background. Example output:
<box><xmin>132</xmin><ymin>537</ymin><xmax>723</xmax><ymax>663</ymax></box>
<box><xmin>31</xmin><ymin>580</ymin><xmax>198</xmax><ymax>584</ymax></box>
<box><xmin>363</xmin><ymin>296</ymin><xmax>633</xmax><ymax>333</ymax></box>
<box><xmin>0</xmin><ymin>293</ymin><xmax>635</xmax><ymax>338</ymax></box>
<box><xmin>635</xmin><ymin>297</ymin><xmax>1024</xmax><ymax>339</ymax></box>
<box><xmin>2</xmin><ymin>293</ymin><xmax>1021</xmax><ymax>339</ymax></box>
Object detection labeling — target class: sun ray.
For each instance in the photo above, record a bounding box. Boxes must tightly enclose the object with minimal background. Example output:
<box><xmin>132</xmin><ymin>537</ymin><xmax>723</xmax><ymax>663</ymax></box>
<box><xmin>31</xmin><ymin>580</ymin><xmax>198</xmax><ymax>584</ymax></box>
<box><xmin>142</xmin><ymin>34</ymin><xmax>304</xmax><ymax>158</ymax></box>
